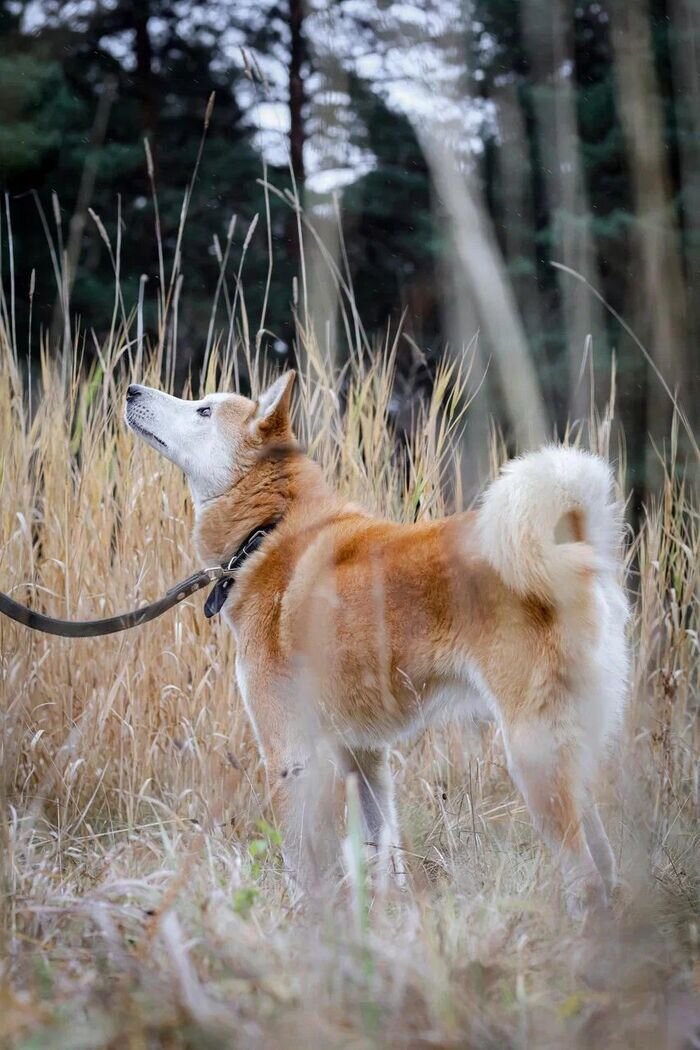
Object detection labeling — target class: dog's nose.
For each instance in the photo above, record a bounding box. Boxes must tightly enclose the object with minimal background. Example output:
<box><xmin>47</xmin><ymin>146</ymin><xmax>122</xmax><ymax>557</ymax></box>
<box><xmin>126</xmin><ymin>385</ymin><xmax>142</xmax><ymax>402</ymax></box>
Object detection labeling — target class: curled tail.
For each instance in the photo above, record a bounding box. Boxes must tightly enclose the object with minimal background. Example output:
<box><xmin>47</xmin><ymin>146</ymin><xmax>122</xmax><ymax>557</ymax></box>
<box><xmin>477</xmin><ymin>446</ymin><xmax>624</xmax><ymax>605</ymax></box>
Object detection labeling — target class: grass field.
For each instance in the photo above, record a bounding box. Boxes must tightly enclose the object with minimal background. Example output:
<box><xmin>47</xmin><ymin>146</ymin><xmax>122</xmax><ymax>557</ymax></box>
<box><xmin>0</xmin><ymin>186</ymin><xmax>699</xmax><ymax>1048</ymax></box>
<box><xmin>1</xmin><ymin>331</ymin><xmax>698</xmax><ymax>1050</ymax></box>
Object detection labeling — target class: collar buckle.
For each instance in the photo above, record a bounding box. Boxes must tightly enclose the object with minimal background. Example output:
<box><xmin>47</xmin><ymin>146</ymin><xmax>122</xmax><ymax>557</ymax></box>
<box><xmin>206</xmin><ymin>522</ymin><xmax>278</xmax><ymax>619</ymax></box>
<box><xmin>224</xmin><ymin>528</ymin><xmax>268</xmax><ymax>573</ymax></box>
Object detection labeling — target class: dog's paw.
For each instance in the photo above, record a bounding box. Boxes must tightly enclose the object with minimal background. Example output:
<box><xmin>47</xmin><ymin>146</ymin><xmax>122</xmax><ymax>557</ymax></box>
<box><xmin>564</xmin><ymin>871</ymin><xmax>608</xmax><ymax>921</ymax></box>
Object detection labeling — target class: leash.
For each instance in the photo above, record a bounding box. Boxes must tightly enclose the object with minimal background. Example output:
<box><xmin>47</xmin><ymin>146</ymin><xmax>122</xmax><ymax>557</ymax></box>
<box><xmin>0</xmin><ymin>524</ymin><xmax>278</xmax><ymax>639</ymax></box>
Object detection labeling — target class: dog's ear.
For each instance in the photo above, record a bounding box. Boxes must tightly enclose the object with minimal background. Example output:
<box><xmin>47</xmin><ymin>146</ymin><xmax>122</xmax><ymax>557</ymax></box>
<box><xmin>251</xmin><ymin>370</ymin><xmax>296</xmax><ymax>435</ymax></box>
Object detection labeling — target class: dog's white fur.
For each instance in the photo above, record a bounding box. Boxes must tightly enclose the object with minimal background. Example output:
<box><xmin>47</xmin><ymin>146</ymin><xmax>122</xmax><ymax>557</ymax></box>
<box><xmin>125</xmin><ymin>385</ymin><xmax>256</xmax><ymax>504</ymax></box>
<box><xmin>478</xmin><ymin>446</ymin><xmax>623</xmax><ymax>597</ymax></box>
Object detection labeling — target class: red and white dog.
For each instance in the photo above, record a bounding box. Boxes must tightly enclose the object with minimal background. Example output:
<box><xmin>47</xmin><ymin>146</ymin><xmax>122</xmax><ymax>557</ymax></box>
<box><xmin>126</xmin><ymin>371</ymin><xmax>629</xmax><ymax>915</ymax></box>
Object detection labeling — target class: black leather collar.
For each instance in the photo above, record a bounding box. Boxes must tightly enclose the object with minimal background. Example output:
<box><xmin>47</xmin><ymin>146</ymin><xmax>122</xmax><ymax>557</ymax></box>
<box><xmin>203</xmin><ymin>521</ymin><xmax>279</xmax><ymax>619</ymax></box>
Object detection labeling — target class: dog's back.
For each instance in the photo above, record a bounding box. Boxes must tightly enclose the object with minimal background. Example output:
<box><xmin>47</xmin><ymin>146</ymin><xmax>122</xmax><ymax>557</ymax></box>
<box><xmin>232</xmin><ymin>445</ymin><xmax>628</xmax><ymax>748</ymax></box>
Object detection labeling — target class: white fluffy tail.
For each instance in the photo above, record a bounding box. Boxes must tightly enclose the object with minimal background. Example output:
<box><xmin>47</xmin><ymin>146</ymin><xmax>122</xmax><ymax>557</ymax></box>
<box><xmin>477</xmin><ymin>446</ymin><xmax>624</xmax><ymax>604</ymax></box>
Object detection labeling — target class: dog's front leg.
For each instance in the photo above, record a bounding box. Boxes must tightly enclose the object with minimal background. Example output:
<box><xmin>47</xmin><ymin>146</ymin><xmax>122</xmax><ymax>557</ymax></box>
<box><xmin>238</xmin><ymin>665</ymin><xmax>344</xmax><ymax>898</ymax></box>
<box><xmin>343</xmin><ymin>747</ymin><xmax>405</xmax><ymax>886</ymax></box>
<box><xmin>267</xmin><ymin>749</ymin><xmax>346</xmax><ymax>897</ymax></box>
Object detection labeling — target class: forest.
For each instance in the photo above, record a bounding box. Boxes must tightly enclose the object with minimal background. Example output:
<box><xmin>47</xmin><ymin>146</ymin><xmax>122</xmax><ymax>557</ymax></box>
<box><xmin>2</xmin><ymin>0</ymin><xmax>698</xmax><ymax>490</ymax></box>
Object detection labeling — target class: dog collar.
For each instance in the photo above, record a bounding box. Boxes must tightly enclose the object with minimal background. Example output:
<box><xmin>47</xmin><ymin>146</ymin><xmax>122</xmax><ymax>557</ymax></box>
<box><xmin>204</xmin><ymin>522</ymin><xmax>280</xmax><ymax>619</ymax></box>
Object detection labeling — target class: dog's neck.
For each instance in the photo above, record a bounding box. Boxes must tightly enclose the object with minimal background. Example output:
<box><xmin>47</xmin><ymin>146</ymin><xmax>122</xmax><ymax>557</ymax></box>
<box><xmin>193</xmin><ymin>446</ymin><xmax>336</xmax><ymax>565</ymax></box>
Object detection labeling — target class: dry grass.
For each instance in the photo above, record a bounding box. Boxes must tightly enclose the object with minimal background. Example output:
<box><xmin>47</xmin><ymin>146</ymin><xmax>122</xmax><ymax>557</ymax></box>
<box><xmin>1</xmin><ymin>194</ymin><xmax>699</xmax><ymax>1048</ymax></box>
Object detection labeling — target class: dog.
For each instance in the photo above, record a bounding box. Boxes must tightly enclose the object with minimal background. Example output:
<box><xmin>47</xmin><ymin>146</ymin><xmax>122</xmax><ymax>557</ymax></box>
<box><xmin>125</xmin><ymin>370</ymin><xmax>629</xmax><ymax>915</ymax></box>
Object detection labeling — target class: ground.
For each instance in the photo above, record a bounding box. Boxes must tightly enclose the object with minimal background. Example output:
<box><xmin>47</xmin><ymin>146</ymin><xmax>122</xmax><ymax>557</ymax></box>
<box><xmin>1</xmin><ymin>343</ymin><xmax>698</xmax><ymax>1049</ymax></box>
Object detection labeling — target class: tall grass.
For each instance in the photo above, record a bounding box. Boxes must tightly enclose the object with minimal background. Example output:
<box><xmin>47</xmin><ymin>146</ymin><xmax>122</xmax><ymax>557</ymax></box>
<box><xmin>0</xmin><ymin>186</ymin><xmax>698</xmax><ymax>1048</ymax></box>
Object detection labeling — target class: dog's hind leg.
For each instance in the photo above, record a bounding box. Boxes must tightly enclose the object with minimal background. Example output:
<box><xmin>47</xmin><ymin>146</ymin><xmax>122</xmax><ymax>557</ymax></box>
<box><xmin>583</xmin><ymin>804</ymin><xmax>617</xmax><ymax>896</ymax></box>
<box><xmin>502</xmin><ymin>717</ymin><xmax>606</xmax><ymax>918</ymax></box>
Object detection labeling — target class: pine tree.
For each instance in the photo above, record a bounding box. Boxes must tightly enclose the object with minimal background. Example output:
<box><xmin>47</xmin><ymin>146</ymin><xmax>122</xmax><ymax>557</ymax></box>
<box><xmin>1</xmin><ymin>1</ymin><xmax>294</xmax><ymax>380</ymax></box>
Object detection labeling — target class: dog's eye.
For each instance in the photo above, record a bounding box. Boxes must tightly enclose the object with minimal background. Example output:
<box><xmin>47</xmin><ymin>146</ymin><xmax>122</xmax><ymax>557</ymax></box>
<box><xmin>197</xmin><ymin>405</ymin><xmax>212</xmax><ymax>418</ymax></box>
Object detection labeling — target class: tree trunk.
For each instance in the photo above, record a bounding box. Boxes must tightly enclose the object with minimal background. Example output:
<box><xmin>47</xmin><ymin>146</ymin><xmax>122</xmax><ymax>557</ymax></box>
<box><xmin>288</xmin><ymin>0</ymin><xmax>306</xmax><ymax>188</ymax></box>
<box><xmin>610</xmin><ymin>0</ymin><xmax>689</xmax><ymax>485</ymax></box>
<box><xmin>520</xmin><ymin>0</ymin><xmax>604</xmax><ymax>424</ymax></box>
<box><xmin>132</xmin><ymin>5</ymin><xmax>157</xmax><ymax>134</ymax></box>
<box><xmin>285</xmin><ymin>0</ymin><xmax>306</xmax><ymax>339</ymax></box>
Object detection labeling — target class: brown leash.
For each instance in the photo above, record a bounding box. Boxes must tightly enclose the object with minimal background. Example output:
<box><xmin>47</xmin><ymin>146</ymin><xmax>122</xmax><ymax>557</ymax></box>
<box><xmin>0</xmin><ymin>524</ymin><xmax>278</xmax><ymax>638</ymax></box>
<box><xmin>0</xmin><ymin>567</ymin><xmax>224</xmax><ymax>638</ymax></box>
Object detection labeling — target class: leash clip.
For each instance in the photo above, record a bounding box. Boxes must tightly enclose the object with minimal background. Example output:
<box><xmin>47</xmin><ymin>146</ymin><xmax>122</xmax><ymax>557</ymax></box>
<box><xmin>203</xmin><ymin>565</ymin><xmax>226</xmax><ymax>581</ymax></box>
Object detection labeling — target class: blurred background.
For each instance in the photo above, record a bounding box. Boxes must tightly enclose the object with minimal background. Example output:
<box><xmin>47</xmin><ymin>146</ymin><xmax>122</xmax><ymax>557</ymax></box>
<box><xmin>0</xmin><ymin>0</ymin><xmax>698</xmax><ymax>496</ymax></box>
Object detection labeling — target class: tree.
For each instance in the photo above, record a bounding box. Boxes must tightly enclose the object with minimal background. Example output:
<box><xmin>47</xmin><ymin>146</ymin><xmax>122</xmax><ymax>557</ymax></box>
<box><xmin>468</xmin><ymin>0</ymin><xmax>697</xmax><ymax>482</ymax></box>
<box><xmin>0</xmin><ymin>0</ymin><xmax>295</xmax><ymax>383</ymax></box>
<box><xmin>341</xmin><ymin>78</ymin><xmax>440</xmax><ymax>378</ymax></box>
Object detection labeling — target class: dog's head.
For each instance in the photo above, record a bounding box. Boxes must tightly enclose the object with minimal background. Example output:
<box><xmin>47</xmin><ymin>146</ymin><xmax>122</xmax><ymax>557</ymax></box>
<box><xmin>124</xmin><ymin>371</ymin><xmax>296</xmax><ymax>505</ymax></box>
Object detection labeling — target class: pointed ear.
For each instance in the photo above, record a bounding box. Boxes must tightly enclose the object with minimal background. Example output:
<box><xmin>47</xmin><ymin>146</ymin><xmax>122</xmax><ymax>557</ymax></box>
<box><xmin>252</xmin><ymin>370</ymin><xmax>296</xmax><ymax>434</ymax></box>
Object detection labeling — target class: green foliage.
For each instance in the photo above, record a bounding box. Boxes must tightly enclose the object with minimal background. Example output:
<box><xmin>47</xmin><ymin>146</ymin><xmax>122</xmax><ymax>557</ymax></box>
<box><xmin>232</xmin><ymin>885</ymin><xmax>259</xmax><ymax>918</ymax></box>
<box><xmin>342</xmin><ymin>77</ymin><xmax>441</xmax><ymax>362</ymax></box>
<box><xmin>0</xmin><ymin>56</ymin><xmax>67</xmax><ymax>179</ymax></box>
<box><xmin>0</xmin><ymin>0</ymin><xmax>298</xmax><ymax>377</ymax></box>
